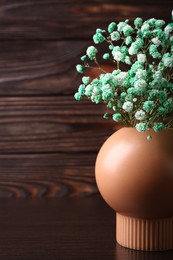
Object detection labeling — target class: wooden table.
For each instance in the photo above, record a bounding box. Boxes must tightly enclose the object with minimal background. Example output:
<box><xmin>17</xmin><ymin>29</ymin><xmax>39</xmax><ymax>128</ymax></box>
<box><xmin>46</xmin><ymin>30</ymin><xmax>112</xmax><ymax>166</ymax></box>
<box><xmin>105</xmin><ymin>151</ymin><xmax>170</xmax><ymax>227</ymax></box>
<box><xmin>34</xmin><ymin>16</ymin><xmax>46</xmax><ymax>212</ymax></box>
<box><xmin>0</xmin><ymin>197</ymin><xmax>172</xmax><ymax>260</ymax></box>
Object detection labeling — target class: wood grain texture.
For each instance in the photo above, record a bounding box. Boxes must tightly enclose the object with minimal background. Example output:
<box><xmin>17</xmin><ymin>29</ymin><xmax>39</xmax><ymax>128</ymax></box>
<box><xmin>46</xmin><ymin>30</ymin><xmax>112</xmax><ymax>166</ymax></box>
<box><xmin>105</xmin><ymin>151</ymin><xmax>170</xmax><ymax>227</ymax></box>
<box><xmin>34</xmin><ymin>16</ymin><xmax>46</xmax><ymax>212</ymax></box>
<box><xmin>0</xmin><ymin>153</ymin><xmax>99</xmax><ymax>198</ymax></box>
<box><xmin>0</xmin><ymin>96</ymin><xmax>115</xmax><ymax>153</ymax></box>
<box><xmin>0</xmin><ymin>41</ymin><xmax>88</xmax><ymax>95</ymax></box>
<box><xmin>0</xmin><ymin>197</ymin><xmax>172</xmax><ymax>259</ymax></box>
<box><xmin>0</xmin><ymin>0</ymin><xmax>171</xmax><ymax>40</ymax></box>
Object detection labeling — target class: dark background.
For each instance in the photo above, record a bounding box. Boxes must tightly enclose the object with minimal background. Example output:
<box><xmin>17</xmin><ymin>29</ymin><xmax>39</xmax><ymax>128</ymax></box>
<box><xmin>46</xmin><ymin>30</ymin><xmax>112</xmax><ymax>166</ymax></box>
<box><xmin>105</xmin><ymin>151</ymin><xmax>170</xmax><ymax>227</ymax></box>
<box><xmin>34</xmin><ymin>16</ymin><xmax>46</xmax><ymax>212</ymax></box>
<box><xmin>0</xmin><ymin>0</ymin><xmax>172</xmax><ymax>198</ymax></box>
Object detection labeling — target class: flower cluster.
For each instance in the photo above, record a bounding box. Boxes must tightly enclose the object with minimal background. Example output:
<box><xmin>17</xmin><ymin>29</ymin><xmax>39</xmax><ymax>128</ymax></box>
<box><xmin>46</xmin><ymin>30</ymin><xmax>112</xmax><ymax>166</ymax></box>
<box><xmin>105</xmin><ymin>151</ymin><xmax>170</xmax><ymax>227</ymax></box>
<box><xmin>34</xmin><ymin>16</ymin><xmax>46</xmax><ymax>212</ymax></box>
<box><xmin>74</xmin><ymin>17</ymin><xmax>173</xmax><ymax>135</ymax></box>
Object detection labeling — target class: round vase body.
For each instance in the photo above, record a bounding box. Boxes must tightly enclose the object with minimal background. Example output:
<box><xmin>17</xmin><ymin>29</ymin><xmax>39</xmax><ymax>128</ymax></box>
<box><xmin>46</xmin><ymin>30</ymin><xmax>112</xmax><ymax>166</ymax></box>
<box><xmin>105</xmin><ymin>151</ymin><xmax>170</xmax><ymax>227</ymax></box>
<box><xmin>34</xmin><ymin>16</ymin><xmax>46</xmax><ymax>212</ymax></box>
<box><xmin>95</xmin><ymin>127</ymin><xmax>173</xmax><ymax>251</ymax></box>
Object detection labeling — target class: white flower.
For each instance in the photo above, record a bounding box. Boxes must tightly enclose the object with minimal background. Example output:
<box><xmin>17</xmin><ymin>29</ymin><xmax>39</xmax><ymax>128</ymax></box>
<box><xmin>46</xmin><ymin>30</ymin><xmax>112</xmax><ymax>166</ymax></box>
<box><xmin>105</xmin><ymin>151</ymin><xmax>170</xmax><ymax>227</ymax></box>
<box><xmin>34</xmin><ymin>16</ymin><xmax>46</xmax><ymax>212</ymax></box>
<box><xmin>125</xmin><ymin>56</ymin><xmax>131</xmax><ymax>65</ymax></box>
<box><xmin>151</xmin><ymin>37</ymin><xmax>161</xmax><ymax>46</ymax></box>
<box><xmin>113</xmin><ymin>51</ymin><xmax>123</xmax><ymax>61</ymax></box>
<box><xmin>92</xmin><ymin>86</ymin><xmax>100</xmax><ymax>96</ymax></box>
<box><xmin>122</xmin><ymin>101</ymin><xmax>133</xmax><ymax>112</ymax></box>
<box><xmin>163</xmin><ymin>57</ymin><xmax>173</xmax><ymax>68</ymax></box>
<box><xmin>110</xmin><ymin>31</ymin><xmax>120</xmax><ymax>41</ymax></box>
<box><xmin>129</xmin><ymin>46</ymin><xmax>137</xmax><ymax>55</ymax></box>
<box><xmin>135</xmin><ymin>122</ymin><xmax>149</xmax><ymax>132</ymax></box>
<box><xmin>164</xmin><ymin>25</ymin><xmax>173</xmax><ymax>35</ymax></box>
<box><xmin>86</xmin><ymin>46</ymin><xmax>98</xmax><ymax>60</ymax></box>
<box><xmin>102</xmin><ymin>84</ymin><xmax>111</xmax><ymax>91</ymax></box>
<box><xmin>141</xmin><ymin>23</ymin><xmax>150</xmax><ymax>32</ymax></box>
<box><xmin>135</xmin><ymin>69</ymin><xmax>147</xmax><ymax>79</ymax></box>
<box><xmin>134</xmin><ymin>79</ymin><xmax>147</xmax><ymax>91</ymax></box>
<box><xmin>135</xmin><ymin>110</ymin><xmax>146</xmax><ymax>120</ymax></box>
<box><xmin>114</xmin><ymin>72</ymin><xmax>127</xmax><ymax>85</ymax></box>
<box><xmin>85</xmin><ymin>84</ymin><xmax>93</xmax><ymax>96</ymax></box>
<box><xmin>137</xmin><ymin>54</ymin><xmax>146</xmax><ymax>63</ymax></box>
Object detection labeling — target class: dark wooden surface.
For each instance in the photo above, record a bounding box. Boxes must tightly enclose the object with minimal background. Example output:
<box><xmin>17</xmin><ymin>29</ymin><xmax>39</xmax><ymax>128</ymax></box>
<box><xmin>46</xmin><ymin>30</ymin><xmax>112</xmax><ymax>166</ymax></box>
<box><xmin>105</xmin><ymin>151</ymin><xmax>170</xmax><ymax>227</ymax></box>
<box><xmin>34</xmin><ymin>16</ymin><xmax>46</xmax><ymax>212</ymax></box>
<box><xmin>0</xmin><ymin>0</ymin><xmax>172</xmax><ymax>198</ymax></box>
<box><xmin>0</xmin><ymin>197</ymin><xmax>172</xmax><ymax>260</ymax></box>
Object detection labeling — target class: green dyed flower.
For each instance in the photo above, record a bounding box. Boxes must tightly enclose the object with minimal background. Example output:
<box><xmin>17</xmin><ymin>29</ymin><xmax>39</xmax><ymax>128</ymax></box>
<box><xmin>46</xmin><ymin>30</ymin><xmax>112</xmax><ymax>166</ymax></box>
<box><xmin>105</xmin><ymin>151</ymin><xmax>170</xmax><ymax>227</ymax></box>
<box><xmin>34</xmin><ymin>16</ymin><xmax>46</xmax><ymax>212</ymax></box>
<box><xmin>135</xmin><ymin>110</ymin><xmax>146</xmax><ymax>120</ymax></box>
<box><xmin>123</xmin><ymin>24</ymin><xmax>134</xmax><ymax>36</ymax></box>
<box><xmin>86</xmin><ymin>46</ymin><xmax>98</xmax><ymax>60</ymax></box>
<box><xmin>103</xmin><ymin>53</ymin><xmax>110</xmax><ymax>60</ymax></box>
<box><xmin>137</xmin><ymin>54</ymin><xmax>146</xmax><ymax>63</ymax></box>
<box><xmin>76</xmin><ymin>64</ymin><xmax>84</xmax><ymax>73</ymax></box>
<box><xmin>112</xmin><ymin>113</ymin><xmax>122</xmax><ymax>122</ymax></box>
<box><xmin>74</xmin><ymin>16</ymin><xmax>173</xmax><ymax>135</ymax></box>
<box><xmin>155</xmin><ymin>19</ymin><xmax>165</xmax><ymax>28</ymax></box>
<box><xmin>122</xmin><ymin>101</ymin><xmax>133</xmax><ymax>112</ymax></box>
<box><xmin>81</xmin><ymin>55</ymin><xmax>87</xmax><ymax>62</ymax></box>
<box><xmin>143</xmin><ymin>101</ymin><xmax>155</xmax><ymax>112</ymax></box>
<box><xmin>153</xmin><ymin>122</ymin><xmax>165</xmax><ymax>132</ymax></box>
<box><xmin>135</xmin><ymin>122</ymin><xmax>149</xmax><ymax>132</ymax></box>
<box><xmin>125</xmin><ymin>36</ymin><xmax>133</xmax><ymax>45</ymax></box>
<box><xmin>93</xmin><ymin>32</ymin><xmax>105</xmax><ymax>44</ymax></box>
<box><xmin>103</xmin><ymin>113</ymin><xmax>109</xmax><ymax>119</ymax></box>
<box><xmin>74</xmin><ymin>92</ymin><xmax>81</xmax><ymax>101</ymax></box>
<box><xmin>163</xmin><ymin>57</ymin><xmax>173</xmax><ymax>68</ymax></box>
<box><xmin>78</xmin><ymin>84</ymin><xmax>85</xmax><ymax>95</ymax></box>
<box><xmin>111</xmin><ymin>31</ymin><xmax>120</xmax><ymax>41</ymax></box>
<box><xmin>134</xmin><ymin>17</ymin><xmax>143</xmax><ymax>28</ymax></box>
<box><xmin>108</xmin><ymin>22</ymin><xmax>116</xmax><ymax>33</ymax></box>
<box><xmin>82</xmin><ymin>76</ymin><xmax>90</xmax><ymax>85</ymax></box>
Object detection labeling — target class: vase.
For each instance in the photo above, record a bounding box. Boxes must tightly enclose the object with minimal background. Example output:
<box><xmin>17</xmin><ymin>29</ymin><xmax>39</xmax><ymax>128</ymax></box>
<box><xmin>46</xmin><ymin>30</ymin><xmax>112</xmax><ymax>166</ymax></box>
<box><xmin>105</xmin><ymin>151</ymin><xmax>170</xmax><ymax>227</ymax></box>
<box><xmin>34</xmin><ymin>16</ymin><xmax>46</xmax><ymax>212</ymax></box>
<box><xmin>95</xmin><ymin>127</ymin><xmax>173</xmax><ymax>251</ymax></box>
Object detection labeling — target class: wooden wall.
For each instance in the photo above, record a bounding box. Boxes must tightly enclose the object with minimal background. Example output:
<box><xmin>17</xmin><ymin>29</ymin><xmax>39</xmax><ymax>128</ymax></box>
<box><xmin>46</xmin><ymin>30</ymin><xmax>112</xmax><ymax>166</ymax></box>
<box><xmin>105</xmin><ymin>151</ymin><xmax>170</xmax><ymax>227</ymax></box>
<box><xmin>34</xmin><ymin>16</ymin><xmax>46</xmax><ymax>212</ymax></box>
<box><xmin>0</xmin><ymin>0</ymin><xmax>172</xmax><ymax>198</ymax></box>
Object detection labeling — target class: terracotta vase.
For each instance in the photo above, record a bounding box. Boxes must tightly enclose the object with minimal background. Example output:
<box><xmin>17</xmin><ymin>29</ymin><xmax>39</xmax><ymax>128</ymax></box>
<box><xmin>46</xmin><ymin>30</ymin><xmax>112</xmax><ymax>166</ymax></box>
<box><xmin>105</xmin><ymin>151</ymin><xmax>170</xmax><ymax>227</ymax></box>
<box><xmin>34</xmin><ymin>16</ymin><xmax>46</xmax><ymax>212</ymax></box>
<box><xmin>95</xmin><ymin>127</ymin><xmax>173</xmax><ymax>251</ymax></box>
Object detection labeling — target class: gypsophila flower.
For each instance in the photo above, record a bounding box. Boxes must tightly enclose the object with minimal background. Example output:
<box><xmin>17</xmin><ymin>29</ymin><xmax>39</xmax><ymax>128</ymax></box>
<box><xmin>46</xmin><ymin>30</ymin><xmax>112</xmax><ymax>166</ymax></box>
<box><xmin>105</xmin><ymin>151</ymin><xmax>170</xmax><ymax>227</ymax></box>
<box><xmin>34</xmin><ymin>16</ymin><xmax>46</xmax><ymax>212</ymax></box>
<box><xmin>164</xmin><ymin>25</ymin><xmax>173</xmax><ymax>35</ymax></box>
<box><xmin>117</xmin><ymin>21</ymin><xmax>126</xmax><ymax>32</ymax></box>
<box><xmin>125</xmin><ymin>36</ymin><xmax>133</xmax><ymax>45</ymax></box>
<box><xmin>134</xmin><ymin>79</ymin><xmax>147</xmax><ymax>91</ymax></box>
<box><xmin>147</xmin><ymin>135</ymin><xmax>152</xmax><ymax>141</ymax></box>
<box><xmin>81</xmin><ymin>55</ymin><xmax>87</xmax><ymax>62</ymax></box>
<box><xmin>135</xmin><ymin>110</ymin><xmax>146</xmax><ymax>120</ymax></box>
<box><xmin>93</xmin><ymin>32</ymin><xmax>105</xmax><ymax>44</ymax></box>
<box><xmin>108</xmin><ymin>22</ymin><xmax>116</xmax><ymax>33</ymax></box>
<box><xmin>113</xmin><ymin>51</ymin><xmax>123</xmax><ymax>62</ymax></box>
<box><xmin>111</xmin><ymin>31</ymin><xmax>120</xmax><ymax>41</ymax></box>
<box><xmin>103</xmin><ymin>53</ymin><xmax>110</xmax><ymax>60</ymax></box>
<box><xmin>75</xmin><ymin>16</ymin><xmax>173</xmax><ymax>136</ymax></box>
<box><xmin>103</xmin><ymin>113</ymin><xmax>109</xmax><ymax>119</ymax></box>
<box><xmin>149</xmin><ymin>44</ymin><xmax>161</xmax><ymax>59</ymax></box>
<box><xmin>134</xmin><ymin>17</ymin><xmax>143</xmax><ymax>27</ymax></box>
<box><xmin>82</xmin><ymin>76</ymin><xmax>90</xmax><ymax>85</ymax></box>
<box><xmin>141</xmin><ymin>23</ymin><xmax>150</xmax><ymax>33</ymax></box>
<box><xmin>153</xmin><ymin>122</ymin><xmax>165</xmax><ymax>132</ymax></box>
<box><xmin>135</xmin><ymin>122</ymin><xmax>149</xmax><ymax>132</ymax></box>
<box><xmin>137</xmin><ymin>54</ymin><xmax>146</xmax><ymax>63</ymax></box>
<box><xmin>155</xmin><ymin>19</ymin><xmax>165</xmax><ymax>28</ymax></box>
<box><xmin>151</xmin><ymin>37</ymin><xmax>161</xmax><ymax>46</ymax></box>
<box><xmin>163</xmin><ymin>57</ymin><xmax>173</xmax><ymax>68</ymax></box>
<box><xmin>135</xmin><ymin>69</ymin><xmax>147</xmax><ymax>79</ymax></box>
<box><xmin>78</xmin><ymin>84</ymin><xmax>85</xmax><ymax>95</ymax></box>
<box><xmin>112</xmin><ymin>113</ymin><xmax>122</xmax><ymax>122</ymax></box>
<box><xmin>122</xmin><ymin>101</ymin><xmax>133</xmax><ymax>112</ymax></box>
<box><xmin>85</xmin><ymin>84</ymin><xmax>93</xmax><ymax>96</ymax></box>
<box><xmin>76</xmin><ymin>64</ymin><xmax>84</xmax><ymax>73</ymax></box>
<box><xmin>86</xmin><ymin>46</ymin><xmax>98</xmax><ymax>60</ymax></box>
<box><xmin>114</xmin><ymin>72</ymin><xmax>128</xmax><ymax>85</ymax></box>
<box><xmin>143</xmin><ymin>101</ymin><xmax>155</xmax><ymax>112</ymax></box>
<box><xmin>74</xmin><ymin>92</ymin><xmax>81</xmax><ymax>101</ymax></box>
<box><xmin>123</xmin><ymin>24</ymin><xmax>134</xmax><ymax>36</ymax></box>
<box><xmin>129</xmin><ymin>43</ymin><xmax>138</xmax><ymax>55</ymax></box>
<box><xmin>125</xmin><ymin>56</ymin><xmax>131</xmax><ymax>65</ymax></box>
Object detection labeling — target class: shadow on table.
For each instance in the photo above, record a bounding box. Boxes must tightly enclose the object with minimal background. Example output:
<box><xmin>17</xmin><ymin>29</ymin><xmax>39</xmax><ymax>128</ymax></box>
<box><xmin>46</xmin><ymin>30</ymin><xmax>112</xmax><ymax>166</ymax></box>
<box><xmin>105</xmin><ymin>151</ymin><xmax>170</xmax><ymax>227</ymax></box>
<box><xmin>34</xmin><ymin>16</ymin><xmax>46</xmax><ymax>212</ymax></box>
<box><xmin>115</xmin><ymin>243</ymin><xmax>173</xmax><ymax>260</ymax></box>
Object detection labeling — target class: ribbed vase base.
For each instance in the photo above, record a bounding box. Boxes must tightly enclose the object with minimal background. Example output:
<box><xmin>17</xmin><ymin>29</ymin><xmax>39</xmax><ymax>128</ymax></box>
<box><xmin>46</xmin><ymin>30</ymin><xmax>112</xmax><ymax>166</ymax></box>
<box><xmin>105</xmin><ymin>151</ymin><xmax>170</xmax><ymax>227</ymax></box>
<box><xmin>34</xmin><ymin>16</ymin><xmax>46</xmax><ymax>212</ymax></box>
<box><xmin>116</xmin><ymin>213</ymin><xmax>173</xmax><ymax>251</ymax></box>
